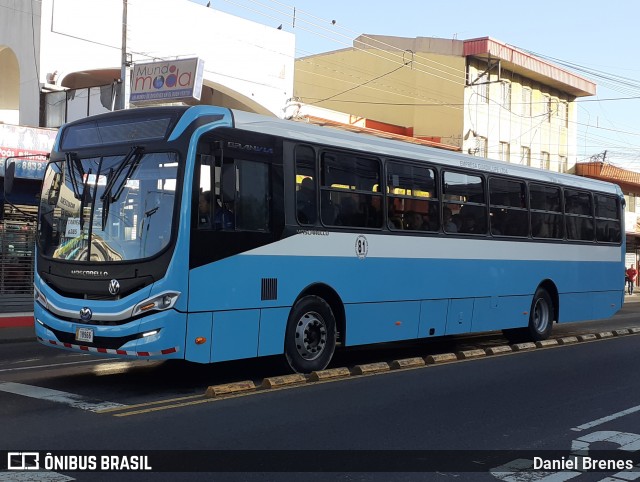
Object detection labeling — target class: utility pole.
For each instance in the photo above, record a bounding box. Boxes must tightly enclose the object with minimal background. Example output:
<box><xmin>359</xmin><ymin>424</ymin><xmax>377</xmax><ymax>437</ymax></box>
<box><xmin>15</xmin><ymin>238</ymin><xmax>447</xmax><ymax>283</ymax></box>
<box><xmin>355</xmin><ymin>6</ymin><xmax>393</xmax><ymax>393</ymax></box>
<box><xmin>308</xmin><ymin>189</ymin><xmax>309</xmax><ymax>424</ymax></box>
<box><xmin>590</xmin><ymin>151</ymin><xmax>608</xmax><ymax>163</ymax></box>
<box><xmin>116</xmin><ymin>0</ymin><xmax>129</xmax><ymax>110</ymax></box>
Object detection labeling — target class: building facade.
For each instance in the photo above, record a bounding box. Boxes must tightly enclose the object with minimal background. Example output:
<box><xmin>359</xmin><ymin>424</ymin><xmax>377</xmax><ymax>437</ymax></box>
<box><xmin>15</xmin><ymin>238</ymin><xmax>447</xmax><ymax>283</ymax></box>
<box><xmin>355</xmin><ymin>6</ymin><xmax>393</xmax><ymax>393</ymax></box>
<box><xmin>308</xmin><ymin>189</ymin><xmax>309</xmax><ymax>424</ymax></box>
<box><xmin>1</xmin><ymin>0</ymin><xmax>295</xmax><ymax>128</ymax></box>
<box><xmin>294</xmin><ymin>35</ymin><xmax>595</xmax><ymax>173</ymax></box>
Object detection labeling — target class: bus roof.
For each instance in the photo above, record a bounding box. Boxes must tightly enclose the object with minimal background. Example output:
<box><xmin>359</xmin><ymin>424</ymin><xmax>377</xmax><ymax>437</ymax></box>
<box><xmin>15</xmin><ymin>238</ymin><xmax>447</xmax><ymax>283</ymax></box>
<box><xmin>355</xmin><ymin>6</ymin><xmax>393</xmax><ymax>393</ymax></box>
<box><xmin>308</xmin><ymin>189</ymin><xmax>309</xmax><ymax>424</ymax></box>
<box><xmin>230</xmin><ymin>108</ymin><xmax>622</xmax><ymax>197</ymax></box>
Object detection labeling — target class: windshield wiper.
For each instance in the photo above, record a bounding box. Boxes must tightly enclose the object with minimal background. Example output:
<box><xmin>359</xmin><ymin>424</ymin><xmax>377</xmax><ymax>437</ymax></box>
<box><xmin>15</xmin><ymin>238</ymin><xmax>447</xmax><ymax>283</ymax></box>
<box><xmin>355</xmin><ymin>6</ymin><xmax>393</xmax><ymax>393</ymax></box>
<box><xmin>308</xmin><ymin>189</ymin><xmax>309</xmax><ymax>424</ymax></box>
<box><xmin>100</xmin><ymin>146</ymin><xmax>143</xmax><ymax>230</ymax></box>
<box><xmin>101</xmin><ymin>167</ymin><xmax>114</xmax><ymax>231</ymax></box>
<box><xmin>139</xmin><ymin>206</ymin><xmax>159</xmax><ymax>256</ymax></box>
<box><xmin>64</xmin><ymin>152</ymin><xmax>83</xmax><ymax>200</ymax></box>
<box><xmin>101</xmin><ymin>146</ymin><xmax>143</xmax><ymax>203</ymax></box>
<box><xmin>79</xmin><ymin>168</ymin><xmax>92</xmax><ymax>232</ymax></box>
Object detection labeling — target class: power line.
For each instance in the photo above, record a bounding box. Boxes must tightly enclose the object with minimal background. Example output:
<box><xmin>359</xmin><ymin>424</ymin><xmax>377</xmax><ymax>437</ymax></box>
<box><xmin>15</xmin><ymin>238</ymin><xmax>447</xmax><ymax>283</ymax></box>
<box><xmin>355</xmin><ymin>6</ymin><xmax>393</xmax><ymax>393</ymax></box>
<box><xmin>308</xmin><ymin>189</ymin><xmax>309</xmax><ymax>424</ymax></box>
<box><xmin>308</xmin><ymin>63</ymin><xmax>410</xmax><ymax>104</ymax></box>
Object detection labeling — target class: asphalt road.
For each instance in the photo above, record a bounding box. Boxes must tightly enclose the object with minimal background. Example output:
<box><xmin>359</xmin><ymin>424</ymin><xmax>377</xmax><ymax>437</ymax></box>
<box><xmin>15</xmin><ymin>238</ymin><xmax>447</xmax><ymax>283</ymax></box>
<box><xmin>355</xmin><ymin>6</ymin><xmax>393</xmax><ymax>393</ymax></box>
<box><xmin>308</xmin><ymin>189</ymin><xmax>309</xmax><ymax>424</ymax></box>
<box><xmin>0</xmin><ymin>307</ymin><xmax>639</xmax><ymax>481</ymax></box>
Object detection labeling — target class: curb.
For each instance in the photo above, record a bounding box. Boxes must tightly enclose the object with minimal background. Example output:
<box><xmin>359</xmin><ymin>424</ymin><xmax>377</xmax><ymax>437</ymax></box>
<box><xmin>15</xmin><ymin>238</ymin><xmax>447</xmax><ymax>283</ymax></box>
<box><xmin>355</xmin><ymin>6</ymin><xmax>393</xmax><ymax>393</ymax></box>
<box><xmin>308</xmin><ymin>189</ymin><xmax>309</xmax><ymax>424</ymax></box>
<box><xmin>201</xmin><ymin>327</ymin><xmax>640</xmax><ymax>399</ymax></box>
<box><xmin>0</xmin><ymin>315</ymin><xmax>34</xmax><ymax>328</ymax></box>
<box><xmin>390</xmin><ymin>357</ymin><xmax>425</xmax><ymax>369</ymax></box>
<box><xmin>205</xmin><ymin>380</ymin><xmax>256</xmax><ymax>398</ymax></box>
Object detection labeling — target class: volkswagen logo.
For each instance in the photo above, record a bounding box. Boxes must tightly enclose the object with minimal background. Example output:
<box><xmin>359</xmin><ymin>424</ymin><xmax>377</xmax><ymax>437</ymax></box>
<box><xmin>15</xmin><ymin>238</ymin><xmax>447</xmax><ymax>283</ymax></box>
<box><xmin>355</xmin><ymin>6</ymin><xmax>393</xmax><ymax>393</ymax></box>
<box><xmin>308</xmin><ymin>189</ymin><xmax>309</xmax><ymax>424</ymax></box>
<box><xmin>79</xmin><ymin>307</ymin><xmax>92</xmax><ymax>322</ymax></box>
<box><xmin>108</xmin><ymin>279</ymin><xmax>120</xmax><ymax>296</ymax></box>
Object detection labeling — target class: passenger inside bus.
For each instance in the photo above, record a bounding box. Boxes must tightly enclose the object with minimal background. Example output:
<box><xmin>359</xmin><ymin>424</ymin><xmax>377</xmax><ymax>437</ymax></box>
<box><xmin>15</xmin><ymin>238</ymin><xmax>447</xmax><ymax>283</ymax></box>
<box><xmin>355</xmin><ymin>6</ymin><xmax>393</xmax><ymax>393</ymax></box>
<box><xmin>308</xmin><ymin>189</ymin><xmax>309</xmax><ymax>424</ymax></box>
<box><xmin>388</xmin><ymin>200</ymin><xmax>403</xmax><ymax>229</ymax></box>
<box><xmin>214</xmin><ymin>195</ymin><xmax>235</xmax><ymax>230</ymax></box>
<box><xmin>443</xmin><ymin>206</ymin><xmax>457</xmax><ymax>233</ymax></box>
<box><xmin>404</xmin><ymin>211</ymin><xmax>425</xmax><ymax>230</ymax></box>
<box><xmin>297</xmin><ymin>177</ymin><xmax>317</xmax><ymax>224</ymax></box>
<box><xmin>458</xmin><ymin>206</ymin><xmax>486</xmax><ymax>234</ymax></box>
<box><xmin>198</xmin><ymin>191</ymin><xmax>212</xmax><ymax>228</ymax></box>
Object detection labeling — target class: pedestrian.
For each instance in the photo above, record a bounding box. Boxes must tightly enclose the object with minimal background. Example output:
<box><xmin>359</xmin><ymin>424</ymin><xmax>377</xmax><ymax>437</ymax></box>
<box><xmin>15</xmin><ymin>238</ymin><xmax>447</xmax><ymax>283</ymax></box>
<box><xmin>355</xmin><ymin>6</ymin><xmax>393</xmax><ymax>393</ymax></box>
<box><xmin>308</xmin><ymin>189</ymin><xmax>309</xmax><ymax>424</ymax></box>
<box><xmin>626</xmin><ymin>264</ymin><xmax>638</xmax><ymax>295</ymax></box>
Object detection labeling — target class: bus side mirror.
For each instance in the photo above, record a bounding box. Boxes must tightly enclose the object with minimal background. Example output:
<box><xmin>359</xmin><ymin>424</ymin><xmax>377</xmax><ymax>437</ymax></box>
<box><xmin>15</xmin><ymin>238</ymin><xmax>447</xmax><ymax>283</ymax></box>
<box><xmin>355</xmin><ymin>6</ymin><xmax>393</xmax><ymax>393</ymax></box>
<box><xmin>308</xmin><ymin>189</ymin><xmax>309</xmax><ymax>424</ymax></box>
<box><xmin>3</xmin><ymin>160</ymin><xmax>15</xmax><ymax>196</ymax></box>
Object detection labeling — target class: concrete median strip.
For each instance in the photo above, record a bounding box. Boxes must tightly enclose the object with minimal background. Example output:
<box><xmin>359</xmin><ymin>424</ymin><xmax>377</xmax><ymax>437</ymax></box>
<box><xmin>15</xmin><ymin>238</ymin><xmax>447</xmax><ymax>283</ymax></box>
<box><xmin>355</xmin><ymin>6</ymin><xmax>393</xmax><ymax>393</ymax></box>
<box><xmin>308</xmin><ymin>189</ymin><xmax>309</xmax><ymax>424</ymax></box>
<box><xmin>261</xmin><ymin>374</ymin><xmax>308</xmax><ymax>389</ymax></box>
<box><xmin>351</xmin><ymin>362</ymin><xmax>391</xmax><ymax>376</ymax></box>
<box><xmin>577</xmin><ymin>334</ymin><xmax>597</xmax><ymax>342</ymax></box>
<box><xmin>205</xmin><ymin>380</ymin><xmax>256</xmax><ymax>398</ymax></box>
<box><xmin>390</xmin><ymin>357</ymin><xmax>426</xmax><ymax>369</ymax></box>
<box><xmin>511</xmin><ymin>342</ymin><xmax>536</xmax><ymax>351</ymax></box>
<box><xmin>596</xmin><ymin>331</ymin><xmax>614</xmax><ymax>339</ymax></box>
<box><xmin>535</xmin><ymin>339</ymin><xmax>559</xmax><ymax>348</ymax></box>
<box><xmin>424</xmin><ymin>353</ymin><xmax>457</xmax><ymax>365</ymax></box>
<box><xmin>557</xmin><ymin>336</ymin><xmax>578</xmax><ymax>345</ymax></box>
<box><xmin>484</xmin><ymin>345</ymin><xmax>513</xmax><ymax>355</ymax></box>
<box><xmin>308</xmin><ymin>367</ymin><xmax>351</xmax><ymax>382</ymax></box>
<box><xmin>613</xmin><ymin>329</ymin><xmax>630</xmax><ymax>336</ymax></box>
<box><xmin>456</xmin><ymin>349</ymin><xmax>486</xmax><ymax>360</ymax></box>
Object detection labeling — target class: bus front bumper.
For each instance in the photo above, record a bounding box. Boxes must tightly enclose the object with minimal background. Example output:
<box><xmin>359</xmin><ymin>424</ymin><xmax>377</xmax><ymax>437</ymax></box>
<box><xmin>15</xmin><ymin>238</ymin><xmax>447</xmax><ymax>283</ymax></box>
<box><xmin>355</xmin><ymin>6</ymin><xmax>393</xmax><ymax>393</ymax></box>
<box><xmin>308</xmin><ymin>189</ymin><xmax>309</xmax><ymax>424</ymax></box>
<box><xmin>34</xmin><ymin>304</ymin><xmax>186</xmax><ymax>360</ymax></box>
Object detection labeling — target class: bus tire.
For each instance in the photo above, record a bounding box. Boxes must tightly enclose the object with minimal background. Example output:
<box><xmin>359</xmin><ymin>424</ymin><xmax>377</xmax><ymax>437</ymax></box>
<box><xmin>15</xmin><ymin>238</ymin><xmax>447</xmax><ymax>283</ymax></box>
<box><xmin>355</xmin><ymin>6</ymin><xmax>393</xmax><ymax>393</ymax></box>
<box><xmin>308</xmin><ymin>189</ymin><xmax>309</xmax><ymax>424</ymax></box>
<box><xmin>527</xmin><ymin>287</ymin><xmax>554</xmax><ymax>341</ymax></box>
<box><xmin>284</xmin><ymin>295</ymin><xmax>337</xmax><ymax>374</ymax></box>
<box><xmin>503</xmin><ymin>288</ymin><xmax>554</xmax><ymax>343</ymax></box>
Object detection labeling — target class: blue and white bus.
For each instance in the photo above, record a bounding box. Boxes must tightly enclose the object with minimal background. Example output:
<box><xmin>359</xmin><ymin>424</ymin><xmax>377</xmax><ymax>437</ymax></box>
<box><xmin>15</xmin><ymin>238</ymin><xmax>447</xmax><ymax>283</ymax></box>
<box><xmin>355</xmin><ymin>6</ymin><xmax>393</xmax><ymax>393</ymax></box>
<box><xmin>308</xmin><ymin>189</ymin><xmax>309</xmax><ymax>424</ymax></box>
<box><xmin>22</xmin><ymin>105</ymin><xmax>624</xmax><ymax>373</ymax></box>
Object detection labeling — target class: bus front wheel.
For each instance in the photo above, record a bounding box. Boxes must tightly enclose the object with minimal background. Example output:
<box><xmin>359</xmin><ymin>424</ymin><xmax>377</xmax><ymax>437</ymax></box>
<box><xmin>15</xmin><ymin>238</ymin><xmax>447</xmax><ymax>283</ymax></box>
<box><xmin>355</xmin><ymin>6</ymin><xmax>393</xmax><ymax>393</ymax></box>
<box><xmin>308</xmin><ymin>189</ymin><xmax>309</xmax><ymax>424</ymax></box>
<box><xmin>285</xmin><ymin>295</ymin><xmax>337</xmax><ymax>374</ymax></box>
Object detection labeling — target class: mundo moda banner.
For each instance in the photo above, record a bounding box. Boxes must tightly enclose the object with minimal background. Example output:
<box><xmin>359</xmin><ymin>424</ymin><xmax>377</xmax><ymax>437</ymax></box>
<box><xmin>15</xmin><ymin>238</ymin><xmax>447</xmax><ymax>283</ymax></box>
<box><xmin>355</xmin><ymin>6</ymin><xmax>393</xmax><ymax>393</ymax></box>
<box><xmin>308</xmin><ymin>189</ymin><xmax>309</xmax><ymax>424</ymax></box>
<box><xmin>130</xmin><ymin>58</ymin><xmax>205</xmax><ymax>104</ymax></box>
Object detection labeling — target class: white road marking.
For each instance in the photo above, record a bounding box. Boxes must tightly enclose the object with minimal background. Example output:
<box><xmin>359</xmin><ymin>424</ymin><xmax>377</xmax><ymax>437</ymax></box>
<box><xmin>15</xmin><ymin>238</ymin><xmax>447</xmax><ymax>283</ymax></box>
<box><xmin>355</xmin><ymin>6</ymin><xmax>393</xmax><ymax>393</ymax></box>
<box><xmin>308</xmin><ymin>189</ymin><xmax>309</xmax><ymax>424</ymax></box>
<box><xmin>0</xmin><ymin>473</ymin><xmax>74</xmax><ymax>481</ymax></box>
<box><xmin>0</xmin><ymin>382</ymin><xmax>125</xmax><ymax>412</ymax></box>
<box><xmin>571</xmin><ymin>404</ymin><xmax>640</xmax><ymax>432</ymax></box>
<box><xmin>490</xmin><ymin>458</ymin><xmax>580</xmax><ymax>481</ymax></box>
<box><xmin>0</xmin><ymin>359</ymin><xmax>106</xmax><ymax>373</ymax></box>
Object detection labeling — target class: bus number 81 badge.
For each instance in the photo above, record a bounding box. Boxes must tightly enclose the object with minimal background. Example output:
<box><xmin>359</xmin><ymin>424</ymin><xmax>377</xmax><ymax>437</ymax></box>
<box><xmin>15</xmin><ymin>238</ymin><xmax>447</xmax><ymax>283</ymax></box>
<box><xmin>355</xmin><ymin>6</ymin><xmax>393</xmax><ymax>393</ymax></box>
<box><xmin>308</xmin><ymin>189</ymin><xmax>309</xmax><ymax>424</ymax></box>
<box><xmin>355</xmin><ymin>235</ymin><xmax>368</xmax><ymax>260</ymax></box>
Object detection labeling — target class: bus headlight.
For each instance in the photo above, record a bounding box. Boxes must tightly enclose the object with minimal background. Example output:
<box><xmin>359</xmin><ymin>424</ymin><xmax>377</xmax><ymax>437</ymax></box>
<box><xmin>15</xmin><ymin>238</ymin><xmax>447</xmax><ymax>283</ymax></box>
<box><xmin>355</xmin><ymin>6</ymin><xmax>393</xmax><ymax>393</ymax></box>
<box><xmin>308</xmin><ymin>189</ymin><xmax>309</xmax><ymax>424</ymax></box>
<box><xmin>34</xmin><ymin>285</ymin><xmax>48</xmax><ymax>309</ymax></box>
<box><xmin>132</xmin><ymin>291</ymin><xmax>180</xmax><ymax>317</ymax></box>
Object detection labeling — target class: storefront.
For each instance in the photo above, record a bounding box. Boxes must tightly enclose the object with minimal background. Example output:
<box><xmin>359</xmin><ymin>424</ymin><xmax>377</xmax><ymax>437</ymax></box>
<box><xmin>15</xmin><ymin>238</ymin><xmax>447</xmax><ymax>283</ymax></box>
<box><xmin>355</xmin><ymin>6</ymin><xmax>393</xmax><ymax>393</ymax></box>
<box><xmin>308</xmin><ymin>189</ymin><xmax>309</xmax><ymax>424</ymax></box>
<box><xmin>0</xmin><ymin>124</ymin><xmax>57</xmax><ymax>312</ymax></box>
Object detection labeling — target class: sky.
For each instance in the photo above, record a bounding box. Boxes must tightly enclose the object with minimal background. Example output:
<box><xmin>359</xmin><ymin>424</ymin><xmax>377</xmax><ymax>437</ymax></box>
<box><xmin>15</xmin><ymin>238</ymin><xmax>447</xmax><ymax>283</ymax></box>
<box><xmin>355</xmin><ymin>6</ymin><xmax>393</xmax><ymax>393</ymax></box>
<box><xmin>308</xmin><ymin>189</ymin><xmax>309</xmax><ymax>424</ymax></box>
<box><xmin>191</xmin><ymin>0</ymin><xmax>640</xmax><ymax>170</ymax></box>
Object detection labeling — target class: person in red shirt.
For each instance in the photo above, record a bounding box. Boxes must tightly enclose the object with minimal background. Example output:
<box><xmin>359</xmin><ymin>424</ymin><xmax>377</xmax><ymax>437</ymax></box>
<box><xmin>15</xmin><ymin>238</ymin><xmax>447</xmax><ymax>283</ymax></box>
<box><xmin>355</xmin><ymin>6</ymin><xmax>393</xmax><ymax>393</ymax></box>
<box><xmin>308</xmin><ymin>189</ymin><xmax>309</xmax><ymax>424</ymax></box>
<box><xmin>627</xmin><ymin>264</ymin><xmax>638</xmax><ymax>295</ymax></box>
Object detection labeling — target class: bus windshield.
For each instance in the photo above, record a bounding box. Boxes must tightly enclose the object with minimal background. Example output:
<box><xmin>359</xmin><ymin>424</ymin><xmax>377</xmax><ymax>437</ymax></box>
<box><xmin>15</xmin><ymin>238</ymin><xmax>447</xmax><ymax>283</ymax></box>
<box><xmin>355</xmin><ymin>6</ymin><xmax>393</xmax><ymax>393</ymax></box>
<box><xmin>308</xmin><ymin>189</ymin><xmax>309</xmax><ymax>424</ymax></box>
<box><xmin>37</xmin><ymin>151</ymin><xmax>179</xmax><ymax>262</ymax></box>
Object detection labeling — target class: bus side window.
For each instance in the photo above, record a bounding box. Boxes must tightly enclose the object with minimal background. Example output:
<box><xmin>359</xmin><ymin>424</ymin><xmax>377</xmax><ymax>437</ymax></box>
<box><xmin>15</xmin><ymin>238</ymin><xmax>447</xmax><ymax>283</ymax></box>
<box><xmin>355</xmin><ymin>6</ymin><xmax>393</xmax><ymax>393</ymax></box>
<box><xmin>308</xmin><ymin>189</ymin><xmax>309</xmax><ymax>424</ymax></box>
<box><xmin>595</xmin><ymin>194</ymin><xmax>621</xmax><ymax>243</ymax></box>
<box><xmin>386</xmin><ymin>161</ymin><xmax>438</xmax><ymax>232</ymax></box>
<box><xmin>295</xmin><ymin>145</ymin><xmax>317</xmax><ymax>225</ymax></box>
<box><xmin>320</xmin><ymin>151</ymin><xmax>382</xmax><ymax>228</ymax></box>
<box><xmin>565</xmin><ymin>189</ymin><xmax>594</xmax><ymax>241</ymax></box>
<box><xmin>530</xmin><ymin>183</ymin><xmax>563</xmax><ymax>239</ymax></box>
<box><xmin>489</xmin><ymin>178</ymin><xmax>528</xmax><ymax>237</ymax></box>
<box><xmin>443</xmin><ymin>171</ymin><xmax>486</xmax><ymax>235</ymax></box>
<box><xmin>227</xmin><ymin>159</ymin><xmax>270</xmax><ymax>232</ymax></box>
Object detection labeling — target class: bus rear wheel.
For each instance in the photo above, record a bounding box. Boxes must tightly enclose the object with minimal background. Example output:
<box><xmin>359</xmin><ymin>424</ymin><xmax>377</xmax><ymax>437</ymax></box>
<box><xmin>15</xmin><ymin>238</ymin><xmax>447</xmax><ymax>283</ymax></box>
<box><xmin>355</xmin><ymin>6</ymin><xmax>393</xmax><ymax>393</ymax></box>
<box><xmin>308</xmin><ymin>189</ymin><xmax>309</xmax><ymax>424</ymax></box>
<box><xmin>503</xmin><ymin>287</ymin><xmax>554</xmax><ymax>343</ymax></box>
<box><xmin>527</xmin><ymin>288</ymin><xmax>554</xmax><ymax>341</ymax></box>
<box><xmin>285</xmin><ymin>295</ymin><xmax>336</xmax><ymax>374</ymax></box>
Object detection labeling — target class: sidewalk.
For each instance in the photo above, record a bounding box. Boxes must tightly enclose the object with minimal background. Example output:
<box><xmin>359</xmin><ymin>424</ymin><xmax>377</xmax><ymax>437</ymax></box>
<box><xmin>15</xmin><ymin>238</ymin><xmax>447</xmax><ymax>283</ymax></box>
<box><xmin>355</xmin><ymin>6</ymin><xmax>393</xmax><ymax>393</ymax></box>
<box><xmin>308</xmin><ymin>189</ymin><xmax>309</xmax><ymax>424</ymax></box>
<box><xmin>625</xmin><ymin>291</ymin><xmax>640</xmax><ymax>302</ymax></box>
<box><xmin>0</xmin><ymin>312</ymin><xmax>35</xmax><ymax>343</ymax></box>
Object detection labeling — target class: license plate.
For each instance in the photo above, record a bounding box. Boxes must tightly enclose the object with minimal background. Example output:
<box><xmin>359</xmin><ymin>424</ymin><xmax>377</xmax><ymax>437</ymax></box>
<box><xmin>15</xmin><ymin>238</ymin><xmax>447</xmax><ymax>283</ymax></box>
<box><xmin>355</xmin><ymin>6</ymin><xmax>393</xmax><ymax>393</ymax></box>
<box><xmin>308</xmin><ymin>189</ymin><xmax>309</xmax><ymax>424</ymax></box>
<box><xmin>75</xmin><ymin>327</ymin><xmax>94</xmax><ymax>343</ymax></box>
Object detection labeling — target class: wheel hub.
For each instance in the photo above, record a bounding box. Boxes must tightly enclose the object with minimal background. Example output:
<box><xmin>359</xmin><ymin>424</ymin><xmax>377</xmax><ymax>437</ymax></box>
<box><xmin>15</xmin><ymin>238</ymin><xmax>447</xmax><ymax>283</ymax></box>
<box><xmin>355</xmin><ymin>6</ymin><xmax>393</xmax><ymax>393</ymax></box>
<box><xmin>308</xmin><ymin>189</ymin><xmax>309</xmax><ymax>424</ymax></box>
<box><xmin>295</xmin><ymin>311</ymin><xmax>327</xmax><ymax>361</ymax></box>
<box><xmin>532</xmin><ymin>297</ymin><xmax>550</xmax><ymax>333</ymax></box>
